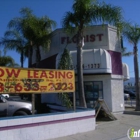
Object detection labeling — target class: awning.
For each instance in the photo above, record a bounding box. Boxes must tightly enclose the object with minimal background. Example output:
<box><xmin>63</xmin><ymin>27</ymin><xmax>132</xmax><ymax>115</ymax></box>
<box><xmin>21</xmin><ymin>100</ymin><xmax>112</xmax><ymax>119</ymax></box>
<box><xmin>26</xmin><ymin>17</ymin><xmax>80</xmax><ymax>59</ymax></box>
<box><xmin>56</xmin><ymin>49</ymin><xmax>112</xmax><ymax>74</ymax></box>
<box><xmin>122</xmin><ymin>63</ymin><xmax>130</xmax><ymax>80</ymax></box>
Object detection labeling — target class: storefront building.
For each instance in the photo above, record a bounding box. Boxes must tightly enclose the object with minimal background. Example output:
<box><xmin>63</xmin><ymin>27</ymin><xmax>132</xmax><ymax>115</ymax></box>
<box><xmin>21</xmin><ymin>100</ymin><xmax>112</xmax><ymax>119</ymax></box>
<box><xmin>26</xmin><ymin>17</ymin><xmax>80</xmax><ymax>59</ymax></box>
<box><xmin>33</xmin><ymin>24</ymin><xmax>129</xmax><ymax>113</ymax></box>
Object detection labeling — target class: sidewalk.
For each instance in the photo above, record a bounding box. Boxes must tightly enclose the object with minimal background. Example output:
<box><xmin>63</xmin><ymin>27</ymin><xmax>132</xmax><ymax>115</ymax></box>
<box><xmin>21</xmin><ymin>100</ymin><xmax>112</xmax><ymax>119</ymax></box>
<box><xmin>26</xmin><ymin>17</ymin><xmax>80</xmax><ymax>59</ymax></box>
<box><xmin>48</xmin><ymin>107</ymin><xmax>140</xmax><ymax>140</ymax></box>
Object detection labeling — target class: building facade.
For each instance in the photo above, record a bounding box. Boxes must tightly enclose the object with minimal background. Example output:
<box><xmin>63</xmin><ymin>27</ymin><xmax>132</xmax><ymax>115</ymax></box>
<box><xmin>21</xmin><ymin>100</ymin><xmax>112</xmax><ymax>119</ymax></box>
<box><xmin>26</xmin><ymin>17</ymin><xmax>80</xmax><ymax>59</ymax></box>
<box><xmin>33</xmin><ymin>25</ymin><xmax>129</xmax><ymax>113</ymax></box>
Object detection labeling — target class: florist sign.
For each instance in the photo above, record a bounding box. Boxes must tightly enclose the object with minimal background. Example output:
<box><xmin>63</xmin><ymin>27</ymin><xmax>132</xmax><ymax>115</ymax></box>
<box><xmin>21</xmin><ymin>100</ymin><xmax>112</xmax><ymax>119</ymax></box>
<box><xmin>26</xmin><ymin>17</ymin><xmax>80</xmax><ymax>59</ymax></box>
<box><xmin>0</xmin><ymin>67</ymin><xmax>75</xmax><ymax>93</ymax></box>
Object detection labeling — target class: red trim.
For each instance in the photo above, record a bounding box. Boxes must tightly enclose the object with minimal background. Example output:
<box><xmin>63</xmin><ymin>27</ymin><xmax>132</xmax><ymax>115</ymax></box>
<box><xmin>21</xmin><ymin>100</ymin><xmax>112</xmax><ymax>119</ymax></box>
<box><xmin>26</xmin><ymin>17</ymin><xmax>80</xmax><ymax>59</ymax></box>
<box><xmin>0</xmin><ymin>115</ymin><xmax>95</xmax><ymax>131</ymax></box>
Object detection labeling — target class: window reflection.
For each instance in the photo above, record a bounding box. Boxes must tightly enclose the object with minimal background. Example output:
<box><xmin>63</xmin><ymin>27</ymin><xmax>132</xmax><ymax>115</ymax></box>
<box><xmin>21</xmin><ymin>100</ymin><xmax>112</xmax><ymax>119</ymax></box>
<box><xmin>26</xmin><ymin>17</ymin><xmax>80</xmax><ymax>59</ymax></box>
<box><xmin>75</xmin><ymin>81</ymin><xmax>103</xmax><ymax>108</ymax></box>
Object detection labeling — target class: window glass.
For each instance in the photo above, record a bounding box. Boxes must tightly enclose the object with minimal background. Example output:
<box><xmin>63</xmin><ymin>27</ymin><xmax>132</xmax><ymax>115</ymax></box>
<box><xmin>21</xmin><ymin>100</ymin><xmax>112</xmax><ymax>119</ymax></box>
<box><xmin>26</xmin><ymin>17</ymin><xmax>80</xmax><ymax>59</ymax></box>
<box><xmin>75</xmin><ymin>81</ymin><xmax>103</xmax><ymax>108</ymax></box>
<box><xmin>94</xmin><ymin>82</ymin><xmax>102</xmax><ymax>89</ymax></box>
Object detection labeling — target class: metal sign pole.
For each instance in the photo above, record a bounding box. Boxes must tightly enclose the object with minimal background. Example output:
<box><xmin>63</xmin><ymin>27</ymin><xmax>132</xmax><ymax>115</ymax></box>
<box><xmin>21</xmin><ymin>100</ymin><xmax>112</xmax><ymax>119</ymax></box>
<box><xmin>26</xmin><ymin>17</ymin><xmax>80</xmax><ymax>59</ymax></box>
<box><xmin>32</xmin><ymin>94</ymin><xmax>35</xmax><ymax>115</ymax></box>
<box><xmin>73</xmin><ymin>92</ymin><xmax>76</xmax><ymax>111</ymax></box>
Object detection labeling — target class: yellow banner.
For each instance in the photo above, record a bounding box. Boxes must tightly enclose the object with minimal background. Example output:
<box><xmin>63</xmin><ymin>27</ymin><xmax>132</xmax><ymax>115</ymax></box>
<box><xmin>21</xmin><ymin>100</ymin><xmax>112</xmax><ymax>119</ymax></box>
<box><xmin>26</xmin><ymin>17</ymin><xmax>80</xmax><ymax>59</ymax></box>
<box><xmin>0</xmin><ymin>67</ymin><xmax>75</xmax><ymax>94</ymax></box>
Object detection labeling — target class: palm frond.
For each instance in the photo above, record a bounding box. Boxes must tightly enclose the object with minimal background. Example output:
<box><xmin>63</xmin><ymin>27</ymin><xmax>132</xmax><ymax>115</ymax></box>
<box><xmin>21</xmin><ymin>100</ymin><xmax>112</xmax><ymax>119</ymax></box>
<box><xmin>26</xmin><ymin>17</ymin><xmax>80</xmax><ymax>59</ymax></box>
<box><xmin>62</xmin><ymin>0</ymin><xmax>123</xmax><ymax>34</ymax></box>
<box><xmin>123</xmin><ymin>23</ymin><xmax>140</xmax><ymax>45</ymax></box>
<box><xmin>20</xmin><ymin>7</ymin><xmax>33</xmax><ymax>18</ymax></box>
<box><xmin>0</xmin><ymin>51</ymin><xmax>19</xmax><ymax>67</ymax></box>
<box><xmin>121</xmin><ymin>47</ymin><xmax>133</xmax><ymax>57</ymax></box>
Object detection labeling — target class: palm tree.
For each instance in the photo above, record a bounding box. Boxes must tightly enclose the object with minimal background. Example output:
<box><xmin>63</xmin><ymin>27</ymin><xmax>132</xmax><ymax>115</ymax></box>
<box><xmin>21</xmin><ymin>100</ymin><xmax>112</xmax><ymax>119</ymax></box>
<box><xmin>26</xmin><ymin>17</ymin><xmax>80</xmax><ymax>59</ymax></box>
<box><xmin>7</xmin><ymin>7</ymin><xmax>56</xmax><ymax>113</ymax></box>
<box><xmin>123</xmin><ymin>24</ymin><xmax>140</xmax><ymax>111</ymax></box>
<box><xmin>20</xmin><ymin>9</ymin><xmax>56</xmax><ymax>114</ymax></box>
<box><xmin>0</xmin><ymin>30</ymin><xmax>28</xmax><ymax>67</ymax></box>
<box><xmin>62</xmin><ymin>0</ymin><xmax>123</xmax><ymax>107</ymax></box>
<box><xmin>0</xmin><ymin>50</ymin><xmax>19</xmax><ymax>67</ymax></box>
<box><xmin>21</xmin><ymin>15</ymin><xmax>56</xmax><ymax>67</ymax></box>
<box><xmin>7</xmin><ymin>7</ymin><xmax>34</xmax><ymax>68</ymax></box>
<box><xmin>8</xmin><ymin>7</ymin><xmax>56</xmax><ymax>67</ymax></box>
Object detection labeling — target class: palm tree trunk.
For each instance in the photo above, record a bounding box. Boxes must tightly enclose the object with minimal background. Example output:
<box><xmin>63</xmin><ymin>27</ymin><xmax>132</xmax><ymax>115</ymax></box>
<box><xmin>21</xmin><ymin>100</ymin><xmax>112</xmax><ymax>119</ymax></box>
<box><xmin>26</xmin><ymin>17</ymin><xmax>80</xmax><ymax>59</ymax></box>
<box><xmin>77</xmin><ymin>31</ymin><xmax>87</xmax><ymax>108</ymax></box>
<box><xmin>36</xmin><ymin>47</ymin><xmax>41</xmax><ymax>67</ymax></box>
<box><xmin>28</xmin><ymin>43</ymin><xmax>33</xmax><ymax>68</ymax></box>
<box><xmin>134</xmin><ymin>46</ymin><xmax>140</xmax><ymax>111</ymax></box>
<box><xmin>35</xmin><ymin>46</ymin><xmax>42</xmax><ymax>113</ymax></box>
<box><xmin>28</xmin><ymin>41</ymin><xmax>35</xmax><ymax>114</ymax></box>
<box><xmin>21</xmin><ymin>51</ymin><xmax>24</xmax><ymax>68</ymax></box>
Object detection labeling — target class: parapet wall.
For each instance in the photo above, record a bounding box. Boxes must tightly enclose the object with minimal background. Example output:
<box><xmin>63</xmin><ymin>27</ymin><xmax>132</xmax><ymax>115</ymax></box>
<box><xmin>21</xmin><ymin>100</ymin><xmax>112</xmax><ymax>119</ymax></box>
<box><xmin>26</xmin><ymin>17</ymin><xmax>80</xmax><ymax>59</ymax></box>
<box><xmin>0</xmin><ymin>110</ymin><xmax>95</xmax><ymax>140</ymax></box>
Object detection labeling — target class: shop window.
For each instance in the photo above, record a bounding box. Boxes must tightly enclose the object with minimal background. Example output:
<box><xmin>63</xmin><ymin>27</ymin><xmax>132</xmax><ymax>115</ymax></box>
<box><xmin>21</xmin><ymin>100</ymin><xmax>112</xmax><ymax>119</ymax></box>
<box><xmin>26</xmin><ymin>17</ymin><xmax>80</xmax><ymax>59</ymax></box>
<box><xmin>75</xmin><ymin>81</ymin><xmax>103</xmax><ymax>108</ymax></box>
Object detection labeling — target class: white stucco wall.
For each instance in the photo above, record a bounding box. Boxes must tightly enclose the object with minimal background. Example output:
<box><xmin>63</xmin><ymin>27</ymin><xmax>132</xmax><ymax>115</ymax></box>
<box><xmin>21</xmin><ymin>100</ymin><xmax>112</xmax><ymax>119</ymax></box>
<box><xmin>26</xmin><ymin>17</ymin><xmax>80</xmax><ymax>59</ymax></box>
<box><xmin>82</xmin><ymin>75</ymin><xmax>124</xmax><ymax>113</ymax></box>
<box><xmin>0</xmin><ymin>110</ymin><xmax>95</xmax><ymax>140</ymax></box>
<box><xmin>108</xmin><ymin>26</ymin><xmax>121</xmax><ymax>52</ymax></box>
<box><xmin>111</xmin><ymin>76</ymin><xmax>124</xmax><ymax>113</ymax></box>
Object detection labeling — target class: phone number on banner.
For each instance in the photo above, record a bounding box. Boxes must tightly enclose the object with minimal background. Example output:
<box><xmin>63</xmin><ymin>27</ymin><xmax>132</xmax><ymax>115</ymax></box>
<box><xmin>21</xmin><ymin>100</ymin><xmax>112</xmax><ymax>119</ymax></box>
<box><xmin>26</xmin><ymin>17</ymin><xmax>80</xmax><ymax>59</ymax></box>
<box><xmin>0</xmin><ymin>82</ymin><xmax>74</xmax><ymax>93</ymax></box>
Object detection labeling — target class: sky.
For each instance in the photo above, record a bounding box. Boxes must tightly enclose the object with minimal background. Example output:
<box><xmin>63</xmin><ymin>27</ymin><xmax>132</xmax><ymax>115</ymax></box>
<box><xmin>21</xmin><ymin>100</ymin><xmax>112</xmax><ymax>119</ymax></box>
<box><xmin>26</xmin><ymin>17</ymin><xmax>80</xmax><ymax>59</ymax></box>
<box><xmin>0</xmin><ymin>0</ymin><xmax>140</xmax><ymax>77</ymax></box>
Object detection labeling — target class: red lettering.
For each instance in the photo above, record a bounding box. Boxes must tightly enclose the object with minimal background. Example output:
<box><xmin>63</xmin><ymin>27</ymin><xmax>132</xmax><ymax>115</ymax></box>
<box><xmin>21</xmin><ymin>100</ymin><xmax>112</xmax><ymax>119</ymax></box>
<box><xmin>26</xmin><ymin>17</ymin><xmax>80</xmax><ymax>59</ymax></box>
<box><xmin>0</xmin><ymin>82</ymin><xmax>4</xmax><ymax>92</ymax></box>
<box><xmin>66</xmin><ymin>72</ymin><xmax>73</xmax><ymax>79</ymax></box>
<box><xmin>61</xmin><ymin>83</ymin><xmax>67</xmax><ymax>90</ymax></box>
<box><xmin>96</xmin><ymin>34</ymin><xmax>103</xmax><ymax>41</ymax></box>
<box><xmin>68</xmin><ymin>83</ymin><xmax>73</xmax><ymax>90</ymax></box>
<box><xmin>90</xmin><ymin>34</ymin><xmax>95</xmax><ymax>42</ymax></box>
<box><xmin>55</xmin><ymin>83</ymin><xmax>61</xmax><ymax>90</ymax></box>
<box><xmin>61</xmin><ymin>34</ymin><xmax>104</xmax><ymax>44</ymax></box>
<box><xmin>40</xmin><ymin>71</ymin><xmax>48</xmax><ymax>78</ymax></box>
<box><xmin>49</xmin><ymin>71</ymin><xmax>54</xmax><ymax>78</ymax></box>
<box><xmin>61</xmin><ymin>34</ymin><xmax>103</xmax><ymax>44</ymax></box>
<box><xmin>58</xmin><ymin>71</ymin><xmax>65</xmax><ymax>78</ymax></box>
<box><xmin>28</xmin><ymin>70</ymin><xmax>33</xmax><ymax>78</ymax></box>
<box><xmin>6</xmin><ymin>69</ymin><xmax>20</xmax><ymax>78</ymax></box>
<box><xmin>34</xmin><ymin>70</ymin><xmax>39</xmax><ymax>78</ymax></box>
<box><xmin>0</xmin><ymin>68</ymin><xmax>4</xmax><ymax>77</ymax></box>
<box><xmin>15</xmin><ymin>83</ymin><xmax>22</xmax><ymax>91</ymax></box>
